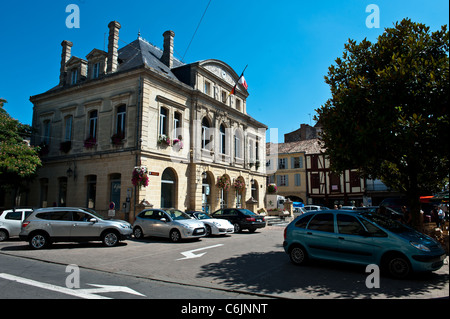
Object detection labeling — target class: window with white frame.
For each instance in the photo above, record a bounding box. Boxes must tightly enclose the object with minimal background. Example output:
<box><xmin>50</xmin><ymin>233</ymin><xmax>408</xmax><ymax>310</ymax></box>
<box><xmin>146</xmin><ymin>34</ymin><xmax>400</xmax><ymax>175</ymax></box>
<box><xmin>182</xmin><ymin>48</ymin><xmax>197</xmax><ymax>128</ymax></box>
<box><xmin>234</xmin><ymin>130</ymin><xmax>242</xmax><ymax>158</ymax></box>
<box><xmin>116</xmin><ymin>105</ymin><xmax>126</xmax><ymax>137</ymax></box>
<box><xmin>89</xmin><ymin>110</ymin><xmax>98</xmax><ymax>139</ymax></box>
<box><xmin>173</xmin><ymin>111</ymin><xmax>181</xmax><ymax>138</ymax></box>
<box><xmin>278</xmin><ymin>175</ymin><xmax>288</xmax><ymax>187</ymax></box>
<box><xmin>292</xmin><ymin>156</ymin><xmax>303</xmax><ymax>169</ymax></box>
<box><xmin>201</xmin><ymin>117</ymin><xmax>211</xmax><ymax>150</ymax></box>
<box><xmin>219</xmin><ymin>124</ymin><xmax>226</xmax><ymax>154</ymax></box>
<box><xmin>159</xmin><ymin>107</ymin><xmax>168</xmax><ymax>137</ymax></box>
<box><xmin>278</xmin><ymin>158</ymin><xmax>287</xmax><ymax>169</ymax></box>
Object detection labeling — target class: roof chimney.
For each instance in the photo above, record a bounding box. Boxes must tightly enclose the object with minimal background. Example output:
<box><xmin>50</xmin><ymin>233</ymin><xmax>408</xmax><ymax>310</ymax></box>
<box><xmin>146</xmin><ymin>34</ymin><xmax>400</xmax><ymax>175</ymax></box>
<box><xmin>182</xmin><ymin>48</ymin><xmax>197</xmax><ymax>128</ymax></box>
<box><xmin>107</xmin><ymin>21</ymin><xmax>121</xmax><ymax>73</ymax></box>
<box><xmin>161</xmin><ymin>30</ymin><xmax>175</xmax><ymax>69</ymax></box>
<box><xmin>60</xmin><ymin>40</ymin><xmax>73</xmax><ymax>85</ymax></box>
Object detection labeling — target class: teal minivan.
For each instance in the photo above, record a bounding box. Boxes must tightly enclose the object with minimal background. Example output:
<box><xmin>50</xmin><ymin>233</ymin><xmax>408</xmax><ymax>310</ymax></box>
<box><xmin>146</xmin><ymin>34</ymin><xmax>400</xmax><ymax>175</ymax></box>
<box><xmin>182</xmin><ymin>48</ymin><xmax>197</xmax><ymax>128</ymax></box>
<box><xmin>283</xmin><ymin>210</ymin><xmax>446</xmax><ymax>278</ymax></box>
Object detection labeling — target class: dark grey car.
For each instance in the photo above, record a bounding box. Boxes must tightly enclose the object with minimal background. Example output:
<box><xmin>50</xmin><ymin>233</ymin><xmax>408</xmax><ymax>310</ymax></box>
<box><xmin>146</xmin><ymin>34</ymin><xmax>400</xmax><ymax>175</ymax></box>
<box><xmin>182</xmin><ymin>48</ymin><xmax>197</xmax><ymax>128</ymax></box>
<box><xmin>19</xmin><ymin>207</ymin><xmax>132</xmax><ymax>249</ymax></box>
<box><xmin>210</xmin><ymin>208</ymin><xmax>266</xmax><ymax>233</ymax></box>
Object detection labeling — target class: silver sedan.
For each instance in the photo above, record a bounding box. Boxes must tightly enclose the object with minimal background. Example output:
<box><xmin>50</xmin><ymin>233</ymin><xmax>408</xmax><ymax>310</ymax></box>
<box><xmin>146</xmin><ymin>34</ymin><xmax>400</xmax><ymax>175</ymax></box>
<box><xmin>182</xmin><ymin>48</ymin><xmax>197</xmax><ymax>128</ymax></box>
<box><xmin>133</xmin><ymin>209</ymin><xmax>206</xmax><ymax>242</ymax></box>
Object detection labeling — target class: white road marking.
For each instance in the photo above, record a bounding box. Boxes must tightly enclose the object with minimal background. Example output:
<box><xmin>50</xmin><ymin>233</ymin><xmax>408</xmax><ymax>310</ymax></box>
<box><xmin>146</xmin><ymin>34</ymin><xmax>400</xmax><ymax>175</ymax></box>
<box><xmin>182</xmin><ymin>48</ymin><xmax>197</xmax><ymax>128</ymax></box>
<box><xmin>0</xmin><ymin>273</ymin><xmax>145</xmax><ymax>299</ymax></box>
<box><xmin>177</xmin><ymin>244</ymin><xmax>224</xmax><ymax>260</ymax></box>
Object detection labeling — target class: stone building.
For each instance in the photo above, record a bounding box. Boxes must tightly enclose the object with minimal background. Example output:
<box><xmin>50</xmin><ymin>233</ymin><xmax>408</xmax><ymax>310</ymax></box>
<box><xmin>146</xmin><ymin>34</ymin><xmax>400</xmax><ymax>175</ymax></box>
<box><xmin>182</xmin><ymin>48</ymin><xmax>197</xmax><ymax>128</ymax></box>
<box><xmin>29</xmin><ymin>21</ymin><xmax>267</xmax><ymax>221</ymax></box>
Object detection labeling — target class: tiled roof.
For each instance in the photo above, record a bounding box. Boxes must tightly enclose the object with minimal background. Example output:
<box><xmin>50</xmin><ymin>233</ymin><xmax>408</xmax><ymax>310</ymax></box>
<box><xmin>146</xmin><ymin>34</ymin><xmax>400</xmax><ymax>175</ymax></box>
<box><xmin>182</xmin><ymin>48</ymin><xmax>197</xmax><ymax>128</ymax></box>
<box><xmin>266</xmin><ymin>138</ymin><xmax>325</xmax><ymax>155</ymax></box>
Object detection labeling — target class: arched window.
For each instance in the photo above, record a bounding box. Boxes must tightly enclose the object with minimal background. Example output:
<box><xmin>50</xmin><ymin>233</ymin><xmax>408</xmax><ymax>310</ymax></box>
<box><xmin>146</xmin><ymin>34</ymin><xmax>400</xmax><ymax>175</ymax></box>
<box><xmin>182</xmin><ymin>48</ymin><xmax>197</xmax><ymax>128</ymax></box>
<box><xmin>161</xmin><ymin>168</ymin><xmax>177</xmax><ymax>208</ymax></box>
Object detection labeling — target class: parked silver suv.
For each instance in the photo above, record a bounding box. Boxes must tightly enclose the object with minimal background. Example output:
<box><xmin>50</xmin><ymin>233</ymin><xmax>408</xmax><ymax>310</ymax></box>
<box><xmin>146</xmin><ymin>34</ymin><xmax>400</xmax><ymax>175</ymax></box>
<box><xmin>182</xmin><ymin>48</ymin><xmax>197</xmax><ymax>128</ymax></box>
<box><xmin>19</xmin><ymin>207</ymin><xmax>132</xmax><ymax>249</ymax></box>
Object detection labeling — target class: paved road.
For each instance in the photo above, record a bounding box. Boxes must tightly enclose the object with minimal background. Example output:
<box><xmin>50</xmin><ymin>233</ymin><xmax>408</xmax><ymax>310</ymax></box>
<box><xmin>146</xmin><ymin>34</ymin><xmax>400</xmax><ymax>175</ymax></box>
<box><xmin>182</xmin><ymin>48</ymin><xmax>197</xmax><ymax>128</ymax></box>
<box><xmin>0</xmin><ymin>225</ymin><xmax>448</xmax><ymax>299</ymax></box>
<box><xmin>0</xmin><ymin>253</ymin><xmax>260</xmax><ymax>299</ymax></box>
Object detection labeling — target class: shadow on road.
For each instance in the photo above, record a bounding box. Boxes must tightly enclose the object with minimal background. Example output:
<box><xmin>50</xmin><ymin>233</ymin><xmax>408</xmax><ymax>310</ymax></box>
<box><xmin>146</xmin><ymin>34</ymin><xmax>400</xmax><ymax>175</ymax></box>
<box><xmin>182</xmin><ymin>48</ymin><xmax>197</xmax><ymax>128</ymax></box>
<box><xmin>197</xmin><ymin>250</ymin><xmax>449</xmax><ymax>298</ymax></box>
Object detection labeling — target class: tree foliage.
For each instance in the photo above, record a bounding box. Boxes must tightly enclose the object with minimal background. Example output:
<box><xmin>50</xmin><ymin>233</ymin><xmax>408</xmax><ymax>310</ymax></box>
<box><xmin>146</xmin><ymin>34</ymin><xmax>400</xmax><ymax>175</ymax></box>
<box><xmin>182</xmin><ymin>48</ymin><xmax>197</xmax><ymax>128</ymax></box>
<box><xmin>0</xmin><ymin>99</ymin><xmax>42</xmax><ymax>204</ymax></box>
<box><xmin>315</xmin><ymin>19</ymin><xmax>449</xmax><ymax>227</ymax></box>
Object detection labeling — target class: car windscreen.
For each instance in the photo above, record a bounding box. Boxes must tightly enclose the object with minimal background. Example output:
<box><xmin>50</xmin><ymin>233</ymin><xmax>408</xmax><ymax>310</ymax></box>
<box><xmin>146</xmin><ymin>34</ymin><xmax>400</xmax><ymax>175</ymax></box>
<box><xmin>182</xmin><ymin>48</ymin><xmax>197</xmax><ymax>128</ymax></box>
<box><xmin>83</xmin><ymin>208</ymin><xmax>105</xmax><ymax>220</ymax></box>
<box><xmin>166</xmin><ymin>210</ymin><xmax>191</xmax><ymax>220</ymax></box>
<box><xmin>360</xmin><ymin>212</ymin><xmax>409</xmax><ymax>233</ymax></box>
<box><xmin>195</xmin><ymin>213</ymin><xmax>211</xmax><ymax>220</ymax></box>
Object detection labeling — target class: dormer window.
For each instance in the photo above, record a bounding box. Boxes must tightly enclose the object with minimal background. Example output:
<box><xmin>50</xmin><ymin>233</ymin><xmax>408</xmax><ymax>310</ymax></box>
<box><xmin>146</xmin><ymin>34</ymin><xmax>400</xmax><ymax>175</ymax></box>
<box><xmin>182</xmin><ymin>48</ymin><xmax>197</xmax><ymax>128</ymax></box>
<box><xmin>92</xmin><ymin>62</ymin><xmax>100</xmax><ymax>79</ymax></box>
<box><xmin>71</xmin><ymin>68</ymin><xmax>78</xmax><ymax>85</ymax></box>
<box><xmin>86</xmin><ymin>49</ymin><xmax>107</xmax><ymax>80</ymax></box>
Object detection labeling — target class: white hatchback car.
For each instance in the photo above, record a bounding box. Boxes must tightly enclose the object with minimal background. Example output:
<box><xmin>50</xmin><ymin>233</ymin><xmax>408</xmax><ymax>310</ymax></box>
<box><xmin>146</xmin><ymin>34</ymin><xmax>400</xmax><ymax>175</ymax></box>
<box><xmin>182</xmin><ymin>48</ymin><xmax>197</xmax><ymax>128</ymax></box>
<box><xmin>187</xmin><ymin>211</ymin><xmax>234</xmax><ymax>236</ymax></box>
<box><xmin>0</xmin><ymin>208</ymin><xmax>33</xmax><ymax>241</ymax></box>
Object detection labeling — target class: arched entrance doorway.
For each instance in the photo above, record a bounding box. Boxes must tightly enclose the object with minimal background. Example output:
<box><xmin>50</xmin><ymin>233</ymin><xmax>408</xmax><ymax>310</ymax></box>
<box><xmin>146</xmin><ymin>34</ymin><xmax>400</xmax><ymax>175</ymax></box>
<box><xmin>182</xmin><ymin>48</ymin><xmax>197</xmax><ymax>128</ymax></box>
<box><xmin>217</xmin><ymin>174</ymin><xmax>231</xmax><ymax>209</ymax></box>
<box><xmin>251</xmin><ymin>179</ymin><xmax>259</xmax><ymax>202</ymax></box>
<box><xmin>234</xmin><ymin>176</ymin><xmax>246</xmax><ymax>208</ymax></box>
<box><xmin>201</xmin><ymin>171</ymin><xmax>213</xmax><ymax>214</ymax></box>
<box><xmin>161</xmin><ymin>168</ymin><xmax>177</xmax><ymax>208</ymax></box>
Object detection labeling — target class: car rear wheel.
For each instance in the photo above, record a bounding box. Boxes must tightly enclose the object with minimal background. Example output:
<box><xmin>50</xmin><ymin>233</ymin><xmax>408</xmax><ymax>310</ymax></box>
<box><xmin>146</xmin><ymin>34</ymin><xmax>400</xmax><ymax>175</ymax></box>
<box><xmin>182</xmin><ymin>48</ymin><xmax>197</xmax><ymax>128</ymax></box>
<box><xmin>102</xmin><ymin>231</ymin><xmax>119</xmax><ymax>247</ymax></box>
<box><xmin>0</xmin><ymin>229</ymin><xmax>8</xmax><ymax>242</ymax></box>
<box><xmin>170</xmin><ymin>229</ymin><xmax>181</xmax><ymax>242</ymax></box>
<box><xmin>289</xmin><ymin>245</ymin><xmax>308</xmax><ymax>265</ymax></box>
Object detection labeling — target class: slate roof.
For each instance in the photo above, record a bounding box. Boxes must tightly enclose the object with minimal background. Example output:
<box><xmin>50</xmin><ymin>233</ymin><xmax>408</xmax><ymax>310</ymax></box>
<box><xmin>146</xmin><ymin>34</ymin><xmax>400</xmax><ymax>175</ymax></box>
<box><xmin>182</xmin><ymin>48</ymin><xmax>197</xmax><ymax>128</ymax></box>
<box><xmin>117</xmin><ymin>37</ymin><xmax>185</xmax><ymax>80</ymax></box>
<box><xmin>266</xmin><ymin>138</ymin><xmax>325</xmax><ymax>155</ymax></box>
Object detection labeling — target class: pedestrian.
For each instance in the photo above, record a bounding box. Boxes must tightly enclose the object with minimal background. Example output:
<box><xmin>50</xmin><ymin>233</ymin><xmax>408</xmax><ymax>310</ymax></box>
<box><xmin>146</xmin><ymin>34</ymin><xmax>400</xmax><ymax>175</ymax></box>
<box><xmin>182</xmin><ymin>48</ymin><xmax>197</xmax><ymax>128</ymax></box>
<box><xmin>437</xmin><ymin>205</ymin><xmax>445</xmax><ymax>228</ymax></box>
<box><xmin>401</xmin><ymin>206</ymin><xmax>411</xmax><ymax>225</ymax></box>
<box><xmin>431</xmin><ymin>206</ymin><xmax>440</xmax><ymax>228</ymax></box>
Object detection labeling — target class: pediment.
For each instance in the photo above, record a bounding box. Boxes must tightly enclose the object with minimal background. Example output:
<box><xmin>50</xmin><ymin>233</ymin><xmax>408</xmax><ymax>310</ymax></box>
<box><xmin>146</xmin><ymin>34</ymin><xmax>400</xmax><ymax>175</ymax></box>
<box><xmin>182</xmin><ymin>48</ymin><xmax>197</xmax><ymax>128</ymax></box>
<box><xmin>86</xmin><ymin>48</ymin><xmax>108</xmax><ymax>61</ymax></box>
<box><xmin>66</xmin><ymin>56</ymin><xmax>87</xmax><ymax>68</ymax></box>
<box><xmin>200</xmin><ymin>59</ymin><xmax>240</xmax><ymax>87</ymax></box>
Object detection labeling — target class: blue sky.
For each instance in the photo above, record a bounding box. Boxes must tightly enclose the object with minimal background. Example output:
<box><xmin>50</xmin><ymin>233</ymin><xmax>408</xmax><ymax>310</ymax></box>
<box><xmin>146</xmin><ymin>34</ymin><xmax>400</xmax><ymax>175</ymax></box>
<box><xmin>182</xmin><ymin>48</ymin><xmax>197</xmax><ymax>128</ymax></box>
<box><xmin>0</xmin><ymin>0</ymin><xmax>448</xmax><ymax>142</ymax></box>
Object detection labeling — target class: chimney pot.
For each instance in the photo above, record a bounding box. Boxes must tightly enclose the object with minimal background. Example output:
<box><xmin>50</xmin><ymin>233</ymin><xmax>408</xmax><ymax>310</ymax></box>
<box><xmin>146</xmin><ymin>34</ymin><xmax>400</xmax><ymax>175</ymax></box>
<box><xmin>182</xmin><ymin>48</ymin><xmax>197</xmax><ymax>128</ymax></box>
<box><xmin>161</xmin><ymin>30</ymin><xmax>175</xmax><ymax>69</ymax></box>
<box><xmin>107</xmin><ymin>21</ymin><xmax>121</xmax><ymax>73</ymax></box>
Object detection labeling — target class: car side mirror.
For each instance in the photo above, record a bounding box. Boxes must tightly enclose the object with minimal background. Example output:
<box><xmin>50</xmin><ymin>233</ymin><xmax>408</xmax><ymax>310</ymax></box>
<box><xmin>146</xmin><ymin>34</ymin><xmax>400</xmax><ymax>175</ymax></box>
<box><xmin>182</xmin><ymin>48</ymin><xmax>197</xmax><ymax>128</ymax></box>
<box><xmin>160</xmin><ymin>218</ymin><xmax>167</xmax><ymax>223</ymax></box>
<box><xmin>89</xmin><ymin>218</ymin><xmax>98</xmax><ymax>223</ymax></box>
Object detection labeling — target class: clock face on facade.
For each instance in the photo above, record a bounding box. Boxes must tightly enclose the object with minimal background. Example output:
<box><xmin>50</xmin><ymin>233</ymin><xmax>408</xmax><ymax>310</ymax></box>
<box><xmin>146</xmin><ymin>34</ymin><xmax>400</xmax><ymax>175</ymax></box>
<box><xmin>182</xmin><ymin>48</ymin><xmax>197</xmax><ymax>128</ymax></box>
<box><xmin>221</xmin><ymin>70</ymin><xmax>227</xmax><ymax>79</ymax></box>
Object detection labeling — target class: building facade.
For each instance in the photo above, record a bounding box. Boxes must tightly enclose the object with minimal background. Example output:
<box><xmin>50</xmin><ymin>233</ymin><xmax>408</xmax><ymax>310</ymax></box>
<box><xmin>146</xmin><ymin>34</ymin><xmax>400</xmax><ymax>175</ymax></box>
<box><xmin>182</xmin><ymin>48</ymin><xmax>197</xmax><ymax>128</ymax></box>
<box><xmin>266</xmin><ymin>123</ymin><xmax>369</xmax><ymax>208</ymax></box>
<box><xmin>29</xmin><ymin>21</ymin><xmax>267</xmax><ymax>221</ymax></box>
